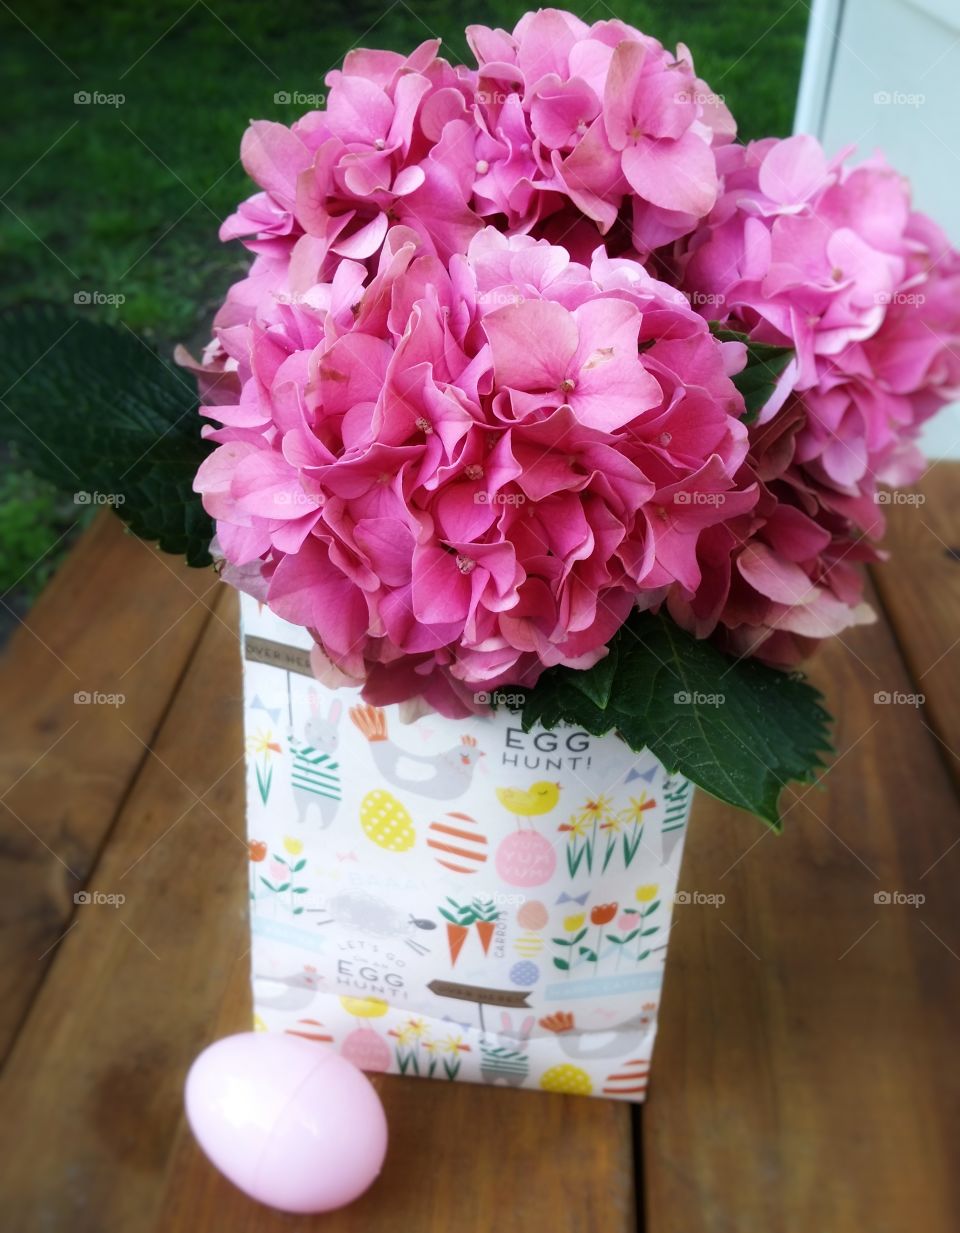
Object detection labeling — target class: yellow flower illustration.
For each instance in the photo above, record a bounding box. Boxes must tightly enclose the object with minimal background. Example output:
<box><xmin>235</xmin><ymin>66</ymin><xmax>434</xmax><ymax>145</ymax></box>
<box><xmin>563</xmin><ymin>912</ymin><xmax>586</xmax><ymax>932</ymax></box>
<box><xmin>635</xmin><ymin>883</ymin><xmax>659</xmax><ymax>903</ymax></box>
<box><xmin>559</xmin><ymin>815</ymin><xmax>590</xmax><ymax>838</ymax></box>
<box><xmin>246</xmin><ymin>726</ymin><xmax>282</xmax><ymax>757</ymax></box>
<box><xmin>441</xmin><ymin>1033</ymin><xmax>470</xmax><ymax>1055</ymax></box>
<box><xmin>619</xmin><ymin>791</ymin><xmax>654</xmax><ymax>825</ymax></box>
<box><xmin>422</xmin><ymin>1039</ymin><xmax>440</xmax><ymax>1056</ymax></box>
<box><xmin>283</xmin><ymin>835</ymin><xmax>304</xmax><ymax>856</ymax></box>
<box><xmin>404</xmin><ymin>1016</ymin><xmax>427</xmax><ymax>1038</ymax></box>
<box><xmin>577</xmin><ymin>794</ymin><xmax>614</xmax><ymax>824</ymax></box>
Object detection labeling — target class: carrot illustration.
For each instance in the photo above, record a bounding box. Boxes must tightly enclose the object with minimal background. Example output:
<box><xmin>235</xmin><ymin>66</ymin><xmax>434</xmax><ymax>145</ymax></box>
<box><xmin>475</xmin><ymin>919</ymin><xmax>495</xmax><ymax>955</ymax></box>
<box><xmin>471</xmin><ymin>897</ymin><xmax>500</xmax><ymax>956</ymax></box>
<box><xmin>446</xmin><ymin>923</ymin><xmax>470</xmax><ymax>965</ymax></box>
<box><xmin>438</xmin><ymin>898</ymin><xmax>476</xmax><ymax>966</ymax></box>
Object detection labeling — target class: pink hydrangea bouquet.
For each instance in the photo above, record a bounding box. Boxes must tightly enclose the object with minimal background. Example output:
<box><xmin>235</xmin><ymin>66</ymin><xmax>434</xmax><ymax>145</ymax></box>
<box><xmin>8</xmin><ymin>9</ymin><xmax>957</xmax><ymax>826</ymax></box>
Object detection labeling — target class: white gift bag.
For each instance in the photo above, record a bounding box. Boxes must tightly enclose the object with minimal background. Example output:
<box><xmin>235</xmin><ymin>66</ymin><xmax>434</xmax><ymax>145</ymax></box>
<box><xmin>241</xmin><ymin>593</ymin><xmax>692</xmax><ymax>1101</ymax></box>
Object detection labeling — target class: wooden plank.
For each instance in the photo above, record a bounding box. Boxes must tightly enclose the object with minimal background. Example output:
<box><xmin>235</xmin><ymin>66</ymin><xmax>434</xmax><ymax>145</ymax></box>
<box><xmin>0</xmin><ymin>512</ymin><xmax>220</xmax><ymax>1058</ymax></box>
<box><xmin>0</xmin><ymin>590</ymin><xmax>247</xmax><ymax>1233</ymax></box>
<box><xmin>871</xmin><ymin>463</ymin><xmax>960</xmax><ymax>779</ymax></box>
<box><xmin>643</xmin><ymin>590</ymin><xmax>960</xmax><ymax>1231</ymax></box>
<box><xmin>152</xmin><ymin>959</ymin><xmax>636</xmax><ymax>1233</ymax></box>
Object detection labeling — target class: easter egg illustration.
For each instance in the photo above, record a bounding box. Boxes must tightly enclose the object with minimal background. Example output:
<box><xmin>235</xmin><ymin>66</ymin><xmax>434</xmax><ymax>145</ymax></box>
<box><xmin>540</xmin><ymin>1063</ymin><xmax>593</xmax><ymax>1096</ymax></box>
<box><xmin>509</xmin><ymin>960</ymin><xmax>540</xmax><ymax>987</ymax></box>
<box><xmin>340</xmin><ymin>1026</ymin><xmax>391</xmax><ymax>1072</ymax></box>
<box><xmin>360</xmin><ymin>790</ymin><xmax>416</xmax><ymax>853</ymax></box>
<box><xmin>516</xmin><ymin>899</ymin><xmax>548</xmax><ymax>930</ymax></box>
<box><xmin>427</xmin><ymin>811</ymin><xmax>488</xmax><ymax>874</ymax></box>
<box><xmin>602</xmin><ymin>1057</ymin><xmax>650</xmax><ymax>1099</ymax></box>
<box><xmin>495</xmin><ymin>831</ymin><xmax>556</xmax><ymax>887</ymax></box>
<box><xmin>339</xmin><ymin>996</ymin><xmax>389</xmax><ymax>1019</ymax></box>
<box><xmin>513</xmin><ymin>933</ymin><xmax>544</xmax><ymax>958</ymax></box>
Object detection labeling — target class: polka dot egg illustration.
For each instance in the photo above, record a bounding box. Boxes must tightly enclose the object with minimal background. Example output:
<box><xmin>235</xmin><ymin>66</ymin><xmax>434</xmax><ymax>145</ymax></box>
<box><xmin>509</xmin><ymin>960</ymin><xmax>540</xmax><ymax>987</ymax></box>
<box><xmin>540</xmin><ymin>1064</ymin><xmax>593</xmax><ymax>1096</ymax></box>
<box><xmin>495</xmin><ymin>831</ymin><xmax>556</xmax><ymax>887</ymax></box>
<box><xmin>360</xmin><ymin>790</ymin><xmax>416</xmax><ymax>853</ymax></box>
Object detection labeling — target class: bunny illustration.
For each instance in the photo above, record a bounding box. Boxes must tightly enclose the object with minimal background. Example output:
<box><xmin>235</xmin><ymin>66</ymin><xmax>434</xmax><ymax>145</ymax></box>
<box><xmin>349</xmin><ymin>704</ymin><xmax>484</xmax><ymax>800</ymax></box>
<box><xmin>288</xmin><ymin>690</ymin><xmax>342</xmax><ymax>827</ymax></box>
<box><xmin>480</xmin><ymin>1011</ymin><xmax>533</xmax><ymax>1087</ymax></box>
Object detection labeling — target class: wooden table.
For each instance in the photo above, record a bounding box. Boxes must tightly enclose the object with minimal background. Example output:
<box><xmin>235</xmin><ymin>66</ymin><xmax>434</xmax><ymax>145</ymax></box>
<box><xmin>1</xmin><ymin>468</ymin><xmax>957</xmax><ymax>1232</ymax></box>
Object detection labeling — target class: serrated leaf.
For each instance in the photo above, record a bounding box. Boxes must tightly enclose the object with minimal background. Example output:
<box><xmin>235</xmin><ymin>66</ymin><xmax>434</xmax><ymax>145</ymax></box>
<box><xmin>0</xmin><ymin>303</ymin><xmax>214</xmax><ymax>564</ymax></box>
<box><xmin>503</xmin><ymin>610</ymin><xmax>832</xmax><ymax>829</ymax></box>
<box><xmin>567</xmin><ymin>640</ymin><xmax>620</xmax><ymax>709</ymax></box>
<box><xmin>710</xmin><ymin>323</ymin><xmax>794</xmax><ymax>422</ymax></box>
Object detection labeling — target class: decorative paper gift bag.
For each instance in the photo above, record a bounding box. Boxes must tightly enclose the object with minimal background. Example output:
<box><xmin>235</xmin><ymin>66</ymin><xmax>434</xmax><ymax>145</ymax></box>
<box><xmin>241</xmin><ymin>593</ymin><xmax>693</xmax><ymax>1102</ymax></box>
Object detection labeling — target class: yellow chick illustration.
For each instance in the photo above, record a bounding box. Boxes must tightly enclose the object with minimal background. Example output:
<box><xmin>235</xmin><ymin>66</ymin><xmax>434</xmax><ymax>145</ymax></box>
<box><xmin>496</xmin><ymin>780</ymin><xmax>561</xmax><ymax>827</ymax></box>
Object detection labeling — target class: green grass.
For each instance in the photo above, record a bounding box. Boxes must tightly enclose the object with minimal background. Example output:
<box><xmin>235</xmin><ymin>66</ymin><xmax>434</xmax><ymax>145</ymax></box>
<box><xmin>1</xmin><ymin>0</ymin><xmax>808</xmax><ymax>347</ymax></box>
<box><xmin>0</xmin><ymin>0</ymin><xmax>808</xmax><ymax>602</ymax></box>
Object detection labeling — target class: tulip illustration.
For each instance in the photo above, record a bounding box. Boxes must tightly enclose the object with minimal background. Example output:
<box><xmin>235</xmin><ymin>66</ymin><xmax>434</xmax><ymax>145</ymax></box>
<box><xmin>283</xmin><ymin>835</ymin><xmax>304</xmax><ymax>857</ymax></box>
<box><xmin>589</xmin><ymin>903</ymin><xmax>618</xmax><ymax>972</ymax></box>
<box><xmin>248</xmin><ymin>840</ymin><xmax>267</xmax><ymax>862</ymax></box>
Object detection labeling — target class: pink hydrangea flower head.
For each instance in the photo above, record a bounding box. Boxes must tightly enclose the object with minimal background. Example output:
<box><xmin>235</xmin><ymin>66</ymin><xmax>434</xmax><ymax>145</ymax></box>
<box><xmin>194</xmin><ymin>227</ymin><xmax>754</xmax><ymax>711</ymax></box>
<box><xmin>467</xmin><ymin>9</ymin><xmax>736</xmax><ymax>255</ymax></box>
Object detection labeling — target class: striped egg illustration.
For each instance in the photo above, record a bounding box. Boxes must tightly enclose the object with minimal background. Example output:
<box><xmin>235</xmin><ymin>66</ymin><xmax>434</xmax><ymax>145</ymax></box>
<box><xmin>426</xmin><ymin>811</ymin><xmax>488</xmax><ymax>874</ymax></box>
<box><xmin>360</xmin><ymin>790</ymin><xmax>416</xmax><ymax>853</ymax></box>
<box><xmin>513</xmin><ymin>933</ymin><xmax>544</xmax><ymax>958</ymax></box>
<box><xmin>602</xmin><ymin>1056</ymin><xmax>650</xmax><ymax>1100</ymax></box>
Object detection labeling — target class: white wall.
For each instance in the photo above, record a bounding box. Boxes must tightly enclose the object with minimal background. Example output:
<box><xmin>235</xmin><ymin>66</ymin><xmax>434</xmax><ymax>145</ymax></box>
<box><xmin>795</xmin><ymin>0</ymin><xmax>960</xmax><ymax>458</ymax></box>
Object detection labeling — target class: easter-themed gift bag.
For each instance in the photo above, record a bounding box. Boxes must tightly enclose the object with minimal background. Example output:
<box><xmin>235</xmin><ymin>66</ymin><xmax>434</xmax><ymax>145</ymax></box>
<box><xmin>241</xmin><ymin>593</ymin><xmax>692</xmax><ymax>1102</ymax></box>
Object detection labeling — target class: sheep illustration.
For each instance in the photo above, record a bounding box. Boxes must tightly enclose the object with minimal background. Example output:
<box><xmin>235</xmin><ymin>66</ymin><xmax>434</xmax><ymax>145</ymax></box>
<box><xmin>289</xmin><ymin>689</ymin><xmax>342</xmax><ymax>827</ymax></box>
<box><xmin>349</xmin><ymin>704</ymin><xmax>484</xmax><ymax>800</ymax></box>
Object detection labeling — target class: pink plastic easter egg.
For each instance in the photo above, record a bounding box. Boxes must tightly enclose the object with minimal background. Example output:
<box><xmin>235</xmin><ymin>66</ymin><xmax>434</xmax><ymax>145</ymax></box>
<box><xmin>495</xmin><ymin>831</ymin><xmax>556</xmax><ymax>887</ymax></box>
<box><xmin>185</xmin><ymin>1032</ymin><xmax>387</xmax><ymax>1214</ymax></box>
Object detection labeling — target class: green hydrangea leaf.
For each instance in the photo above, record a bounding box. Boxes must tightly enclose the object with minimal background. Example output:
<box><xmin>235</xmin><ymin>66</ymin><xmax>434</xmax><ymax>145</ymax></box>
<box><xmin>504</xmin><ymin>611</ymin><xmax>833</xmax><ymax>830</ymax></box>
<box><xmin>0</xmin><ymin>304</ymin><xmax>213</xmax><ymax>565</ymax></box>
